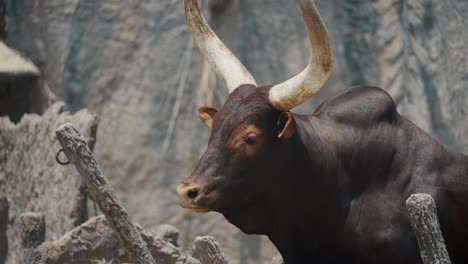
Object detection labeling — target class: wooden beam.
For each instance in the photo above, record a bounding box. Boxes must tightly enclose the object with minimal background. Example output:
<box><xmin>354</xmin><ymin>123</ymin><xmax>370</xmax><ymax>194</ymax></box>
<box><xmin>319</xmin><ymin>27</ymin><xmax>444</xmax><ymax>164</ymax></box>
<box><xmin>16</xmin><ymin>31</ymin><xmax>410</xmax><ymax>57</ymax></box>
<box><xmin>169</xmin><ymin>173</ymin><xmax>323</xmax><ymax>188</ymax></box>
<box><xmin>192</xmin><ymin>236</ymin><xmax>228</xmax><ymax>264</ymax></box>
<box><xmin>406</xmin><ymin>193</ymin><xmax>451</xmax><ymax>264</ymax></box>
<box><xmin>56</xmin><ymin>123</ymin><xmax>156</xmax><ymax>264</ymax></box>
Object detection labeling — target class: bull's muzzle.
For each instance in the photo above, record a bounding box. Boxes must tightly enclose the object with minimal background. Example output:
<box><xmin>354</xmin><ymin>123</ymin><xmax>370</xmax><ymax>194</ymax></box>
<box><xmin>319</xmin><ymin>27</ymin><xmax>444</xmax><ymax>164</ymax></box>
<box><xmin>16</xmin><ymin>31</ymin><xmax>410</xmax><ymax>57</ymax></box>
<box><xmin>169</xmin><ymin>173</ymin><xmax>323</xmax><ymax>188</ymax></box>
<box><xmin>176</xmin><ymin>180</ymin><xmax>211</xmax><ymax>213</ymax></box>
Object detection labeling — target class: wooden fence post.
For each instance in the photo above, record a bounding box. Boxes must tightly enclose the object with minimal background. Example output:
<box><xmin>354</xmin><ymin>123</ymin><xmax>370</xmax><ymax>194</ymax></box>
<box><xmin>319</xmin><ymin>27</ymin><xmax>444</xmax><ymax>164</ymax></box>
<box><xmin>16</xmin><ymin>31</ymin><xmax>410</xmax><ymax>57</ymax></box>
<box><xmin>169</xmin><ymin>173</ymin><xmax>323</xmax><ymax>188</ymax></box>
<box><xmin>56</xmin><ymin>123</ymin><xmax>156</xmax><ymax>264</ymax></box>
<box><xmin>20</xmin><ymin>212</ymin><xmax>45</xmax><ymax>264</ymax></box>
<box><xmin>192</xmin><ymin>236</ymin><xmax>228</xmax><ymax>264</ymax></box>
<box><xmin>406</xmin><ymin>193</ymin><xmax>451</xmax><ymax>264</ymax></box>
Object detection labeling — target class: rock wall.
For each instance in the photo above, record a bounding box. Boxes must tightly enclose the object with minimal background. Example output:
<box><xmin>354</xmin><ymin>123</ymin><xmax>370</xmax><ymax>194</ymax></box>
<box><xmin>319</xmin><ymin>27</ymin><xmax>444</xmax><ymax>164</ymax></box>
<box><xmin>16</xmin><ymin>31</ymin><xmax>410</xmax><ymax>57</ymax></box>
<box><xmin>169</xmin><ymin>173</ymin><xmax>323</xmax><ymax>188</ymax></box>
<box><xmin>3</xmin><ymin>0</ymin><xmax>467</xmax><ymax>263</ymax></box>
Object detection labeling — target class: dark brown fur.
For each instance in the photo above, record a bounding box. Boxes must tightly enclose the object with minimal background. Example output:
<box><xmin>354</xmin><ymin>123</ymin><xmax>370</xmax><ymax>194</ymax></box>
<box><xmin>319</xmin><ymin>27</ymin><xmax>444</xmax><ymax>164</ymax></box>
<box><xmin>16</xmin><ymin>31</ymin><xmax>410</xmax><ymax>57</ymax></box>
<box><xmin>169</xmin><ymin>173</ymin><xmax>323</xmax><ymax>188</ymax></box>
<box><xmin>179</xmin><ymin>85</ymin><xmax>468</xmax><ymax>264</ymax></box>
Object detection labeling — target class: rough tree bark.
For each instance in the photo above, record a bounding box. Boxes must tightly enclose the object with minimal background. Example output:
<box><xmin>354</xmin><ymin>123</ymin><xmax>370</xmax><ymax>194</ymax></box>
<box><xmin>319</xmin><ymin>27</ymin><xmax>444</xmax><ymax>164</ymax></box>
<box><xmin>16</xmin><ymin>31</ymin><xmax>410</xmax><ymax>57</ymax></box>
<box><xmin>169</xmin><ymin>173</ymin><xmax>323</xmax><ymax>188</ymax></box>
<box><xmin>20</xmin><ymin>213</ymin><xmax>45</xmax><ymax>249</ymax></box>
<box><xmin>55</xmin><ymin>123</ymin><xmax>156</xmax><ymax>264</ymax></box>
<box><xmin>69</xmin><ymin>117</ymin><xmax>99</xmax><ymax>227</ymax></box>
<box><xmin>406</xmin><ymin>193</ymin><xmax>451</xmax><ymax>264</ymax></box>
<box><xmin>154</xmin><ymin>224</ymin><xmax>180</xmax><ymax>247</ymax></box>
<box><xmin>20</xmin><ymin>212</ymin><xmax>45</xmax><ymax>264</ymax></box>
<box><xmin>192</xmin><ymin>236</ymin><xmax>228</xmax><ymax>264</ymax></box>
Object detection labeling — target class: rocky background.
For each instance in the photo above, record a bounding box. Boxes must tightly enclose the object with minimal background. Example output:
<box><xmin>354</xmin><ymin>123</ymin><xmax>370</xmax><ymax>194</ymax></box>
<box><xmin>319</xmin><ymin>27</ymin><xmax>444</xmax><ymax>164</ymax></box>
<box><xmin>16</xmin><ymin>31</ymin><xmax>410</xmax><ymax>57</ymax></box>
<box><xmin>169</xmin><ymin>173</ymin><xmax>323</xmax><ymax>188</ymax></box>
<box><xmin>1</xmin><ymin>0</ymin><xmax>467</xmax><ymax>263</ymax></box>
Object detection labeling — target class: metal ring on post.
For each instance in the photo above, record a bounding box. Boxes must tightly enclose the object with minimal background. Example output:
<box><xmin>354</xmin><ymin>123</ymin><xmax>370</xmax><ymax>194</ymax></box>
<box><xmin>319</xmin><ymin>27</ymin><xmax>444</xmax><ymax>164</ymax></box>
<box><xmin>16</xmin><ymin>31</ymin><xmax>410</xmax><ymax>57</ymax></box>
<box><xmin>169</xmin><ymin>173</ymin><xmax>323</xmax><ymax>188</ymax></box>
<box><xmin>55</xmin><ymin>149</ymin><xmax>71</xmax><ymax>165</ymax></box>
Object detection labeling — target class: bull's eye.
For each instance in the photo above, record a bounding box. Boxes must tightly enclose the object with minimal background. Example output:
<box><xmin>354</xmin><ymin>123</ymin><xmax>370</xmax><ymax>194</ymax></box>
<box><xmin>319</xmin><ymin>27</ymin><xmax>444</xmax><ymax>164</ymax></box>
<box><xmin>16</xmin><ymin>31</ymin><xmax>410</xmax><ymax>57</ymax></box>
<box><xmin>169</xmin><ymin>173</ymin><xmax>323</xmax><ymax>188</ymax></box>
<box><xmin>245</xmin><ymin>136</ymin><xmax>256</xmax><ymax>145</ymax></box>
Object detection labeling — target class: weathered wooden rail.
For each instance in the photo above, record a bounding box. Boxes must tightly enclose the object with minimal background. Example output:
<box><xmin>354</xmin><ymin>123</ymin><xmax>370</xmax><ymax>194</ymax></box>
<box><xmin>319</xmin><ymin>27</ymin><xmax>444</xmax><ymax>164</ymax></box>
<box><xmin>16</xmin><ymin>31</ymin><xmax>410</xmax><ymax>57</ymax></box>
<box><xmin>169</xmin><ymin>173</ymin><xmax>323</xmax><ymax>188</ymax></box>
<box><xmin>56</xmin><ymin>123</ymin><xmax>157</xmax><ymax>264</ymax></box>
<box><xmin>192</xmin><ymin>236</ymin><xmax>228</xmax><ymax>264</ymax></box>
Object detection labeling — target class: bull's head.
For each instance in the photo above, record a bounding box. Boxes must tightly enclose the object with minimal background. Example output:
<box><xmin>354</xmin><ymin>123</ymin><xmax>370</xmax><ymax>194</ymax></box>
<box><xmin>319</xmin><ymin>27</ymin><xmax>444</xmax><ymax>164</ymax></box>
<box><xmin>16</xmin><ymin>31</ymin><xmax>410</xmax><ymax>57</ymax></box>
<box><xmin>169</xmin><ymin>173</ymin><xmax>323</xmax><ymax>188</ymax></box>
<box><xmin>176</xmin><ymin>0</ymin><xmax>333</xmax><ymax>235</ymax></box>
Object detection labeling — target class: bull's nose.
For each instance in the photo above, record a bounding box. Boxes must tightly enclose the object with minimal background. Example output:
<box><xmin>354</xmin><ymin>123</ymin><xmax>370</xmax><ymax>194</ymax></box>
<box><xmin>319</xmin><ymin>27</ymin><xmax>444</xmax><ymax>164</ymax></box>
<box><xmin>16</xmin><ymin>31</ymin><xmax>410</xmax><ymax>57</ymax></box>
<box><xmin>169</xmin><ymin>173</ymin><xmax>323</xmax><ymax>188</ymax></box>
<box><xmin>176</xmin><ymin>181</ymin><xmax>211</xmax><ymax>213</ymax></box>
<box><xmin>176</xmin><ymin>181</ymin><xmax>201</xmax><ymax>201</ymax></box>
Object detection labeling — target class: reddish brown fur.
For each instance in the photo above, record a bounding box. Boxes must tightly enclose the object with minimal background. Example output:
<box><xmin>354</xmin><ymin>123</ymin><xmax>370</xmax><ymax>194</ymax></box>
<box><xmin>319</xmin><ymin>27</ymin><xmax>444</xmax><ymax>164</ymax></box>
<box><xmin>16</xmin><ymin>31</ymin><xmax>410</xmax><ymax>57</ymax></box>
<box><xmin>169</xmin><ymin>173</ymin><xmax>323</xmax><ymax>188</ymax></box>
<box><xmin>177</xmin><ymin>85</ymin><xmax>468</xmax><ymax>264</ymax></box>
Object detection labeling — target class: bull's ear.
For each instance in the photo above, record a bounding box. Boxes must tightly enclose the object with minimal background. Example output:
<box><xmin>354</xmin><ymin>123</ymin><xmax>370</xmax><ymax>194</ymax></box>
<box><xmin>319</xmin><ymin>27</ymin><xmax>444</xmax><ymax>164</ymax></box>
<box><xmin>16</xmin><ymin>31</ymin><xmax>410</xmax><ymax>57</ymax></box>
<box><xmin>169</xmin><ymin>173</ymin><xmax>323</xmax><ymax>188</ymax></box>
<box><xmin>277</xmin><ymin>112</ymin><xmax>297</xmax><ymax>140</ymax></box>
<box><xmin>198</xmin><ymin>107</ymin><xmax>218</xmax><ymax>129</ymax></box>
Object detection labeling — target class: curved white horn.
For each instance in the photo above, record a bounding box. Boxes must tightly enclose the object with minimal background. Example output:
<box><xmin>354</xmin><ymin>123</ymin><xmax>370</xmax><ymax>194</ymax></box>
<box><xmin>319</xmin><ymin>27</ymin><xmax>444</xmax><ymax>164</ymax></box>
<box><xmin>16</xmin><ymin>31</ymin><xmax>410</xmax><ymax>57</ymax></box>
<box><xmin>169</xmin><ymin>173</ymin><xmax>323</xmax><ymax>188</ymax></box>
<box><xmin>269</xmin><ymin>0</ymin><xmax>333</xmax><ymax>111</ymax></box>
<box><xmin>185</xmin><ymin>0</ymin><xmax>257</xmax><ymax>93</ymax></box>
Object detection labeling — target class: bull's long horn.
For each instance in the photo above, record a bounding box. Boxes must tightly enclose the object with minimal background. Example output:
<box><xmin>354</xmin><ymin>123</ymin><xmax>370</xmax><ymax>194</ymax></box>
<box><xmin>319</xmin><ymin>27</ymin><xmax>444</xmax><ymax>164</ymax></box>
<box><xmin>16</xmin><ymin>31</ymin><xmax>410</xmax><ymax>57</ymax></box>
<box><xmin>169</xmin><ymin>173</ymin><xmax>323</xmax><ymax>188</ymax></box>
<box><xmin>185</xmin><ymin>0</ymin><xmax>257</xmax><ymax>92</ymax></box>
<box><xmin>269</xmin><ymin>0</ymin><xmax>333</xmax><ymax>111</ymax></box>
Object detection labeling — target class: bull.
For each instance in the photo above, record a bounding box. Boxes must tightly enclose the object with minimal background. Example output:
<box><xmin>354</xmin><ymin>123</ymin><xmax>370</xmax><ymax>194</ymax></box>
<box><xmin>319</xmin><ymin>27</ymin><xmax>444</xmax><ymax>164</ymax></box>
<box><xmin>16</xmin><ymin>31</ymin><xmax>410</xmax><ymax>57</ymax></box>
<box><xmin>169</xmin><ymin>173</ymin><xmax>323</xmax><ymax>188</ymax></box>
<box><xmin>176</xmin><ymin>0</ymin><xmax>468</xmax><ymax>263</ymax></box>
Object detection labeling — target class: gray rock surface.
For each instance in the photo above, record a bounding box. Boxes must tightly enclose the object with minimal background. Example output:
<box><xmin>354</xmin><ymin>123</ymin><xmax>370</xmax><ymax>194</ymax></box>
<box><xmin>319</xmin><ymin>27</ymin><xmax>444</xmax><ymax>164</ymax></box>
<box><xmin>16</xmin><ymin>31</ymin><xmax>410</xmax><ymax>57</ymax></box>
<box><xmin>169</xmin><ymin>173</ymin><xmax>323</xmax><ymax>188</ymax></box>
<box><xmin>155</xmin><ymin>224</ymin><xmax>180</xmax><ymax>247</ymax></box>
<box><xmin>0</xmin><ymin>102</ymin><xmax>98</xmax><ymax>263</ymax></box>
<box><xmin>4</xmin><ymin>0</ymin><xmax>468</xmax><ymax>263</ymax></box>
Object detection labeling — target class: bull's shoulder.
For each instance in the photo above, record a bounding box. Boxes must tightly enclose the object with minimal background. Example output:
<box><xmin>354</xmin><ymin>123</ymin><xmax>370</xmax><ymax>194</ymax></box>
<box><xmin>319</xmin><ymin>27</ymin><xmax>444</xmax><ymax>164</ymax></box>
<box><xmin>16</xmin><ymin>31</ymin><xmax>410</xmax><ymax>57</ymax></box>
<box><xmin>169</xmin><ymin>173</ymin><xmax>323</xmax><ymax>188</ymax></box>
<box><xmin>313</xmin><ymin>86</ymin><xmax>398</xmax><ymax>126</ymax></box>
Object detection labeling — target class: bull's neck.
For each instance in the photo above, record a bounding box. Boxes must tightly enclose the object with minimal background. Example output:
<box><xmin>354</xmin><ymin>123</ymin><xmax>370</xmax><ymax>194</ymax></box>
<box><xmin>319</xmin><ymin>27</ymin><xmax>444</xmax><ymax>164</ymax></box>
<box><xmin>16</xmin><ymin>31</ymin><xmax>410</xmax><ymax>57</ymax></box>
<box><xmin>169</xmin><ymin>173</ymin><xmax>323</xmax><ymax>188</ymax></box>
<box><xmin>267</xmin><ymin>113</ymin><xmax>356</xmax><ymax>262</ymax></box>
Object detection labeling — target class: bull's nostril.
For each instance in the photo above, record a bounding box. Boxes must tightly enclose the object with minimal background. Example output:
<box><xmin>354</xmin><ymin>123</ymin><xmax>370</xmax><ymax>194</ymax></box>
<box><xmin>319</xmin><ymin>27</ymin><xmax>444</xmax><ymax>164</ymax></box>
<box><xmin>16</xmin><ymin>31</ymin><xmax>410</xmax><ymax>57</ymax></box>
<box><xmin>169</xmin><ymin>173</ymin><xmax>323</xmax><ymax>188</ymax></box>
<box><xmin>187</xmin><ymin>190</ymin><xmax>198</xmax><ymax>199</ymax></box>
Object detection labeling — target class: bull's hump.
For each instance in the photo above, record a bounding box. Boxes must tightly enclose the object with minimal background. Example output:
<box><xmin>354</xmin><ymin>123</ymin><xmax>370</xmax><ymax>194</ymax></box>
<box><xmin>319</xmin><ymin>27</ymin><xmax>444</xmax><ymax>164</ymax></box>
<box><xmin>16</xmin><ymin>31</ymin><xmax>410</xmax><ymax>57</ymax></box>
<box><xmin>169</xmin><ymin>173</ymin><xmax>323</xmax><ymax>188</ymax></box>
<box><xmin>313</xmin><ymin>86</ymin><xmax>398</xmax><ymax>127</ymax></box>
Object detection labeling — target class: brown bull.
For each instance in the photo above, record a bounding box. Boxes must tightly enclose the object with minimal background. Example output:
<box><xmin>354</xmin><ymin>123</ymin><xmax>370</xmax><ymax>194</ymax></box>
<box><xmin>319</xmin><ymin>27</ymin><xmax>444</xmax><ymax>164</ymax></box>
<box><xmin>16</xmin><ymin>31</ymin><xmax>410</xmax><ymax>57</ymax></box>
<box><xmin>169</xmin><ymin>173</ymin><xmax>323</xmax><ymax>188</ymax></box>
<box><xmin>176</xmin><ymin>0</ymin><xmax>468</xmax><ymax>263</ymax></box>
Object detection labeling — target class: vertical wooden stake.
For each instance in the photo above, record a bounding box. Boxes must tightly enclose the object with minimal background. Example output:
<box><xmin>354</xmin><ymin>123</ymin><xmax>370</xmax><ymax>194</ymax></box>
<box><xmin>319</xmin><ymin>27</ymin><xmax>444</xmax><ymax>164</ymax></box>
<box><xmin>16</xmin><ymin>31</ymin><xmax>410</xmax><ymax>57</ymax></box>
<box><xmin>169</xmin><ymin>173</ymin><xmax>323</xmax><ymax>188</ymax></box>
<box><xmin>56</xmin><ymin>123</ymin><xmax>156</xmax><ymax>264</ymax></box>
<box><xmin>406</xmin><ymin>193</ymin><xmax>451</xmax><ymax>264</ymax></box>
<box><xmin>192</xmin><ymin>236</ymin><xmax>228</xmax><ymax>264</ymax></box>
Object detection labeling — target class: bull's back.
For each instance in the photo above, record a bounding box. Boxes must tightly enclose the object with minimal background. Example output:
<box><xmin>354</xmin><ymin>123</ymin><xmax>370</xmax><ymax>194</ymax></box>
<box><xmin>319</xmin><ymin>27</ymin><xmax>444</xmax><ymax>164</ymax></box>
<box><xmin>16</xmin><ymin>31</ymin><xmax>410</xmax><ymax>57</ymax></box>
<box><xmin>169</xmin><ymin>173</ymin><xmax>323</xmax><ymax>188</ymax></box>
<box><xmin>312</xmin><ymin>86</ymin><xmax>398</xmax><ymax>127</ymax></box>
<box><xmin>358</xmin><ymin>114</ymin><xmax>468</xmax><ymax>263</ymax></box>
<box><xmin>299</xmin><ymin>86</ymin><xmax>468</xmax><ymax>263</ymax></box>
